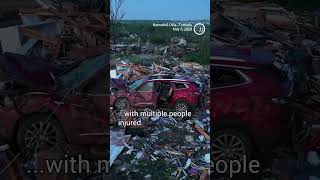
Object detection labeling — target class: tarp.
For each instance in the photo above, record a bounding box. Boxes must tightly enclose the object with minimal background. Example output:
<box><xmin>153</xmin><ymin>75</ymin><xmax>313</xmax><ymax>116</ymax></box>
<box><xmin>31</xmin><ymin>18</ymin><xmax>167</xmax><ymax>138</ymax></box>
<box><xmin>109</xmin><ymin>129</ymin><xmax>131</xmax><ymax>167</ymax></box>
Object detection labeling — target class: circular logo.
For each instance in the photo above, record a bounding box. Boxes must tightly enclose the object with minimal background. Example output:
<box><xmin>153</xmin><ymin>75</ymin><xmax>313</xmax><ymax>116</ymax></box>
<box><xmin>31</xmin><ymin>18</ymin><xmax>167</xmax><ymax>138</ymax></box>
<box><xmin>193</xmin><ymin>23</ymin><xmax>206</xmax><ymax>36</ymax></box>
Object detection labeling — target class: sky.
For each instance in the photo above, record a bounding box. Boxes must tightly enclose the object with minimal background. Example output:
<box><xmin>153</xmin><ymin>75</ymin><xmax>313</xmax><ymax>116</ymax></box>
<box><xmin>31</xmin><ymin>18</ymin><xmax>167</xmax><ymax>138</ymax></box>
<box><xmin>111</xmin><ymin>0</ymin><xmax>210</xmax><ymax>21</ymax></box>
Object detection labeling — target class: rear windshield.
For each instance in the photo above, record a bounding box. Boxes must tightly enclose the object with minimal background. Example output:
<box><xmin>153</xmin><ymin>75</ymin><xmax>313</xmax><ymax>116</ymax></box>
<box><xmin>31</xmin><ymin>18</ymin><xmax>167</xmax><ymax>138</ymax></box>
<box><xmin>129</xmin><ymin>79</ymin><xmax>144</xmax><ymax>90</ymax></box>
<box><xmin>211</xmin><ymin>66</ymin><xmax>247</xmax><ymax>88</ymax></box>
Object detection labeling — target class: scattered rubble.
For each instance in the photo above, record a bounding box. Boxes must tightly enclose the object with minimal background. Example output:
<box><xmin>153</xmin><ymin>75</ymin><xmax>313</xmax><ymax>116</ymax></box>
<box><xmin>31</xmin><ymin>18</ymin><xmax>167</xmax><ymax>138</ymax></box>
<box><xmin>110</xmin><ymin>18</ymin><xmax>210</xmax><ymax>179</ymax></box>
<box><xmin>212</xmin><ymin>1</ymin><xmax>320</xmax><ymax>108</ymax></box>
<box><xmin>110</xmin><ymin>54</ymin><xmax>210</xmax><ymax>178</ymax></box>
<box><xmin>110</xmin><ymin>109</ymin><xmax>210</xmax><ymax>179</ymax></box>
<box><xmin>0</xmin><ymin>6</ymin><xmax>108</xmax><ymax>72</ymax></box>
<box><xmin>111</xmin><ymin>34</ymin><xmax>200</xmax><ymax>57</ymax></box>
<box><xmin>212</xmin><ymin>2</ymin><xmax>320</xmax><ymax>48</ymax></box>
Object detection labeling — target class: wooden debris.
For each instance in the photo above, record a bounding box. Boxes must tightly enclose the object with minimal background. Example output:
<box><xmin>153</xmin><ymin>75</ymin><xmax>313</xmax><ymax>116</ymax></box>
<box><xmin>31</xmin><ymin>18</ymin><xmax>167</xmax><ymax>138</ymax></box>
<box><xmin>195</xmin><ymin>125</ymin><xmax>210</xmax><ymax>141</ymax></box>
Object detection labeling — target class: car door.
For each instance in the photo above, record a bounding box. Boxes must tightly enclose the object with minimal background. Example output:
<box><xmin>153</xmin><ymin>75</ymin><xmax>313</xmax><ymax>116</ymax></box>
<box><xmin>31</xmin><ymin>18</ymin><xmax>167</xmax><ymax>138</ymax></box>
<box><xmin>211</xmin><ymin>66</ymin><xmax>251</xmax><ymax>121</ymax></box>
<box><xmin>131</xmin><ymin>81</ymin><xmax>158</xmax><ymax>108</ymax></box>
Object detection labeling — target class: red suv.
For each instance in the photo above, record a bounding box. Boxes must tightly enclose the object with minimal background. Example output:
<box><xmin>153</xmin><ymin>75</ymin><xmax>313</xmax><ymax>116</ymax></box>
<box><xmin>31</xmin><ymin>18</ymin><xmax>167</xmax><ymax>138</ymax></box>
<box><xmin>211</xmin><ymin>45</ymin><xmax>290</xmax><ymax>161</ymax></box>
<box><xmin>111</xmin><ymin>77</ymin><xmax>201</xmax><ymax>112</ymax></box>
<box><xmin>0</xmin><ymin>53</ymin><xmax>108</xmax><ymax>154</ymax></box>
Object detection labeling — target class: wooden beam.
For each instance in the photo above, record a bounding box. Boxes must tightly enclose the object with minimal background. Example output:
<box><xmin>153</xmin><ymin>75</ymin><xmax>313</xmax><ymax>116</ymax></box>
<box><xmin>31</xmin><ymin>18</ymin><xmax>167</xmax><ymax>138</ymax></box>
<box><xmin>19</xmin><ymin>27</ymin><xmax>61</xmax><ymax>45</ymax></box>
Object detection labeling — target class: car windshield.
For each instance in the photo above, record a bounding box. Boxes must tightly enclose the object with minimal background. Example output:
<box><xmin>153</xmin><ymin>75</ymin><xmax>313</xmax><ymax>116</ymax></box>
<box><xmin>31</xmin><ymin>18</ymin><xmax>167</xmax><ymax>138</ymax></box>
<box><xmin>129</xmin><ymin>79</ymin><xmax>144</xmax><ymax>90</ymax></box>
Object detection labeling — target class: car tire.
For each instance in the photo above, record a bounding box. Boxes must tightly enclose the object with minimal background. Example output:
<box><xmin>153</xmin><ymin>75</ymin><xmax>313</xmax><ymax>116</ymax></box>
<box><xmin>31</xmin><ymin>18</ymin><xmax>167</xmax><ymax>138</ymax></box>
<box><xmin>174</xmin><ymin>101</ymin><xmax>189</xmax><ymax>112</ymax></box>
<box><xmin>115</xmin><ymin>98</ymin><xmax>129</xmax><ymax>110</ymax></box>
<box><xmin>211</xmin><ymin>128</ymin><xmax>254</xmax><ymax>178</ymax></box>
<box><xmin>16</xmin><ymin>114</ymin><xmax>66</xmax><ymax>155</ymax></box>
<box><xmin>212</xmin><ymin>128</ymin><xmax>253</xmax><ymax>161</ymax></box>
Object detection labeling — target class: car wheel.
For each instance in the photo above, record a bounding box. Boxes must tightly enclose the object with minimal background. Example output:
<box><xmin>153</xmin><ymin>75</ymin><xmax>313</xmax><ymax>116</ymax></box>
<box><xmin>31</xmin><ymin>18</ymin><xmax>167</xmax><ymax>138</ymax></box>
<box><xmin>16</xmin><ymin>114</ymin><xmax>66</xmax><ymax>155</ymax></box>
<box><xmin>115</xmin><ymin>98</ymin><xmax>129</xmax><ymax>110</ymax></box>
<box><xmin>212</xmin><ymin>129</ymin><xmax>253</xmax><ymax>162</ymax></box>
<box><xmin>174</xmin><ymin>101</ymin><xmax>189</xmax><ymax>112</ymax></box>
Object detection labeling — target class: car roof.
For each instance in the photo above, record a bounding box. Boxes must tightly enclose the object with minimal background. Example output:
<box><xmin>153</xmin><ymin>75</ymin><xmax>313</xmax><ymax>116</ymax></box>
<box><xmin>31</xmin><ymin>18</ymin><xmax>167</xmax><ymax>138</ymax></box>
<box><xmin>210</xmin><ymin>44</ymin><xmax>275</xmax><ymax>69</ymax></box>
<box><xmin>147</xmin><ymin>79</ymin><xmax>188</xmax><ymax>83</ymax></box>
<box><xmin>147</xmin><ymin>74</ymin><xmax>191</xmax><ymax>80</ymax></box>
<box><xmin>151</xmin><ymin>73</ymin><xmax>175</xmax><ymax>76</ymax></box>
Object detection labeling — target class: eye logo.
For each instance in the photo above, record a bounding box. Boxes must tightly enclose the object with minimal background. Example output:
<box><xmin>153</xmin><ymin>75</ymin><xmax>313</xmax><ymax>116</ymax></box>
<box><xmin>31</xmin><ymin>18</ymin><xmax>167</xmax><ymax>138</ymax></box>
<box><xmin>194</xmin><ymin>23</ymin><xmax>206</xmax><ymax>36</ymax></box>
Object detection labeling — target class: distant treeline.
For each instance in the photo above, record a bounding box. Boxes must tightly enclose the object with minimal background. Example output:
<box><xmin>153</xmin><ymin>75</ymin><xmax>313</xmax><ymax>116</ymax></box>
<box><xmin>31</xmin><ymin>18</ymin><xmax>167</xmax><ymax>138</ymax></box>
<box><xmin>115</xmin><ymin>21</ymin><xmax>210</xmax><ymax>45</ymax></box>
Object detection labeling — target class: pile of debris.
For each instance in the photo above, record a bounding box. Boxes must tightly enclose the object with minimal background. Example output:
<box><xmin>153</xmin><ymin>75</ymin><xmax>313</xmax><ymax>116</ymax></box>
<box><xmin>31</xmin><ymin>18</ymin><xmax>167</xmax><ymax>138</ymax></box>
<box><xmin>111</xmin><ymin>57</ymin><xmax>209</xmax><ymax>93</ymax></box>
<box><xmin>111</xmin><ymin>35</ymin><xmax>200</xmax><ymax>58</ymax></box>
<box><xmin>0</xmin><ymin>7</ymin><xmax>108</xmax><ymax>71</ymax></box>
<box><xmin>212</xmin><ymin>1</ymin><xmax>320</xmax><ymax>95</ymax></box>
<box><xmin>111</xmin><ymin>60</ymin><xmax>152</xmax><ymax>82</ymax></box>
<box><xmin>110</xmin><ymin>37</ymin><xmax>210</xmax><ymax>178</ymax></box>
<box><xmin>110</xmin><ymin>109</ymin><xmax>210</xmax><ymax>179</ymax></box>
<box><xmin>212</xmin><ymin>2</ymin><xmax>320</xmax><ymax>52</ymax></box>
<box><xmin>110</xmin><ymin>45</ymin><xmax>210</xmax><ymax>178</ymax></box>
